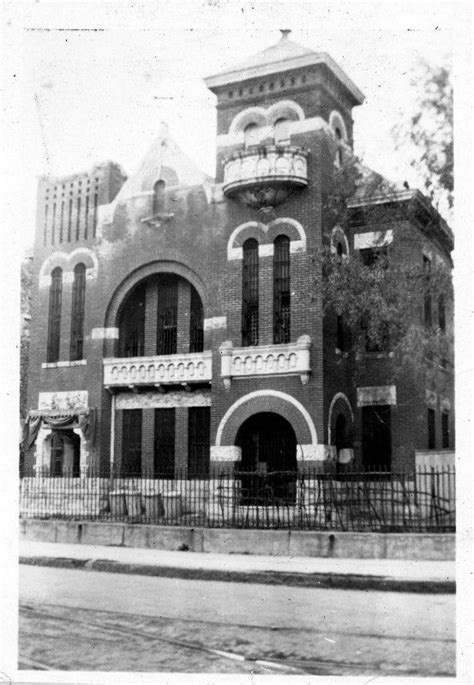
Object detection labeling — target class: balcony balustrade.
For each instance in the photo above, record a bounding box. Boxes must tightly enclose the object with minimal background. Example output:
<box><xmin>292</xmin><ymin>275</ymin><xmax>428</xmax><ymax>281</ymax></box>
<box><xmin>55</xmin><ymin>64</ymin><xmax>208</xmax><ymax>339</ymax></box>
<box><xmin>220</xmin><ymin>336</ymin><xmax>311</xmax><ymax>388</ymax></box>
<box><xmin>222</xmin><ymin>144</ymin><xmax>308</xmax><ymax>209</ymax></box>
<box><xmin>103</xmin><ymin>351</ymin><xmax>212</xmax><ymax>389</ymax></box>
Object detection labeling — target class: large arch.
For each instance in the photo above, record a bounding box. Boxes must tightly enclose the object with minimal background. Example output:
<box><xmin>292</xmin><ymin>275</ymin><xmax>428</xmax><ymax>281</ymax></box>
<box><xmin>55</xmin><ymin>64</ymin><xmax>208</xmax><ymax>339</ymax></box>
<box><xmin>215</xmin><ymin>390</ymin><xmax>318</xmax><ymax>448</ymax></box>
<box><xmin>104</xmin><ymin>260</ymin><xmax>208</xmax><ymax>330</ymax></box>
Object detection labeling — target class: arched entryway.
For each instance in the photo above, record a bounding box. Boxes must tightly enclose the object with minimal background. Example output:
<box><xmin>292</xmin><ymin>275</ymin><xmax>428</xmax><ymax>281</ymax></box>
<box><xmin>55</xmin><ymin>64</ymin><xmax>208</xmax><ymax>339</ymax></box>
<box><xmin>235</xmin><ymin>412</ymin><xmax>297</xmax><ymax>504</ymax></box>
<box><xmin>49</xmin><ymin>430</ymin><xmax>81</xmax><ymax>476</ymax></box>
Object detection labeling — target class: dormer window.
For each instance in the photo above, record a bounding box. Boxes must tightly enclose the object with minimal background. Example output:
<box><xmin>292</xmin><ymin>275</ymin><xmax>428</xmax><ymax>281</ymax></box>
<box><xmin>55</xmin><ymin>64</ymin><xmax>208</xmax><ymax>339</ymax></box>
<box><xmin>274</xmin><ymin>118</ymin><xmax>290</xmax><ymax>144</ymax></box>
<box><xmin>244</xmin><ymin>123</ymin><xmax>260</xmax><ymax>148</ymax></box>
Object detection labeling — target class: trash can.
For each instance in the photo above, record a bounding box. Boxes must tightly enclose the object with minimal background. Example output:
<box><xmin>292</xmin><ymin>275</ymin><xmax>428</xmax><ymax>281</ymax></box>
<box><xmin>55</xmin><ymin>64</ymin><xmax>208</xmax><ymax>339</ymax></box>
<box><xmin>143</xmin><ymin>493</ymin><xmax>165</xmax><ymax>522</ymax></box>
<box><xmin>125</xmin><ymin>490</ymin><xmax>142</xmax><ymax>522</ymax></box>
<box><xmin>163</xmin><ymin>492</ymin><xmax>183</xmax><ymax>521</ymax></box>
<box><xmin>109</xmin><ymin>490</ymin><xmax>127</xmax><ymax>518</ymax></box>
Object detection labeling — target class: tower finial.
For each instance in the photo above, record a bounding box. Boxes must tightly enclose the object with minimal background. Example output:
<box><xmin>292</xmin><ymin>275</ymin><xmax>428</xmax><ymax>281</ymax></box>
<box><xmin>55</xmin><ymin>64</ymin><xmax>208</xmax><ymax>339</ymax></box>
<box><xmin>280</xmin><ymin>29</ymin><xmax>291</xmax><ymax>41</ymax></box>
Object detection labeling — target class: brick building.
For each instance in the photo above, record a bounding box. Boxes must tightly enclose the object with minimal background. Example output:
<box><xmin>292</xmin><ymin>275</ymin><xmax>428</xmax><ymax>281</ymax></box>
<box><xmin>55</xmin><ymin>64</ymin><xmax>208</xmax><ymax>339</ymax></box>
<box><xmin>24</xmin><ymin>31</ymin><xmax>454</xmax><ymax>482</ymax></box>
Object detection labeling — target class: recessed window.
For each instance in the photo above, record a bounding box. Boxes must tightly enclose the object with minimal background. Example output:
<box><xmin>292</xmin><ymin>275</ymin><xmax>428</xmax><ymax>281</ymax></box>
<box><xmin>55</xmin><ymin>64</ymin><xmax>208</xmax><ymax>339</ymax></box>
<box><xmin>427</xmin><ymin>408</ymin><xmax>436</xmax><ymax>449</ymax></box>
<box><xmin>242</xmin><ymin>238</ymin><xmax>259</xmax><ymax>346</ymax></box>
<box><xmin>153</xmin><ymin>179</ymin><xmax>166</xmax><ymax>214</ymax></box>
<box><xmin>70</xmin><ymin>263</ymin><xmax>86</xmax><ymax>361</ymax></box>
<box><xmin>441</xmin><ymin>412</ymin><xmax>450</xmax><ymax>448</ymax></box>
<box><xmin>273</xmin><ymin>235</ymin><xmax>290</xmax><ymax>344</ymax></box>
<box><xmin>47</xmin><ymin>267</ymin><xmax>62</xmax><ymax>363</ymax></box>
<box><xmin>244</xmin><ymin>123</ymin><xmax>260</xmax><ymax>147</ymax></box>
<box><xmin>273</xmin><ymin>118</ymin><xmax>290</xmax><ymax>144</ymax></box>
<box><xmin>259</xmin><ymin>84</ymin><xmax>264</xmax><ymax>92</ymax></box>
<box><xmin>438</xmin><ymin>295</ymin><xmax>446</xmax><ymax>332</ymax></box>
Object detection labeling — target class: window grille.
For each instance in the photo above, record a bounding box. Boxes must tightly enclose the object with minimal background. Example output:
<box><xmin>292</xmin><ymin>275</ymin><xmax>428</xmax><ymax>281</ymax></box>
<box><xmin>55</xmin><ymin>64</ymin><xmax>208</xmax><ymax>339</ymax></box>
<box><xmin>76</xmin><ymin>197</ymin><xmax>81</xmax><ymax>241</ymax></box>
<box><xmin>157</xmin><ymin>277</ymin><xmax>178</xmax><ymax>355</ymax></box>
<box><xmin>70</xmin><ymin>263</ymin><xmax>86</xmax><ymax>361</ymax></box>
<box><xmin>67</xmin><ymin>199</ymin><xmax>72</xmax><ymax>242</ymax></box>
<box><xmin>122</xmin><ymin>409</ymin><xmax>142</xmax><ymax>475</ymax></box>
<box><xmin>189</xmin><ymin>286</ymin><xmax>204</xmax><ymax>353</ymax></box>
<box><xmin>438</xmin><ymin>295</ymin><xmax>446</xmax><ymax>332</ymax></box>
<box><xmin>154</xmin><ymin>408</ymin><xmax>175</xmax><ymax>477</ymax></box>
<box><xmin>118</xmin><ymin>282</ymin><xmax>146</xmax><ymax>357</ymax></box>
<box><xmin>273</xmin><ymin>235</ymin><xmax>290</xmax><ymax>344</ymax></box>
<box><xmin>188</xmin><ymin>407</ymin><xmax>210</xmax><ymax>477</ymax></box>
<box><xmin>46</xmin><ymin>267</ymin><xmax>62</xmax><ymax>363</ymax></box>
<box><xmin>242</xmin><ymin>239</ymin><xmax>259</xmax><ymax>346</ymax></box>
<box><xmin>428</xmin><ymin>408</ymin><xmax>436</xmax><ymax>449</ymax></box>
<box><xmin>442</xmin><ymin>412</ymin><xmax>450</xmax><ymax>449</ymax></box>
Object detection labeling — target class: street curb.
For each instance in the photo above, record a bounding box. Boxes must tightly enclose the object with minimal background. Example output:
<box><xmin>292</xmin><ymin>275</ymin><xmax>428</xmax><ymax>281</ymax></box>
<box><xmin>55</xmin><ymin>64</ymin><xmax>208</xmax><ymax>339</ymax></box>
<box><xmin>19</xmin><ymin>555</ymin><xmax>456</xmax><ymax>594</ymax></box>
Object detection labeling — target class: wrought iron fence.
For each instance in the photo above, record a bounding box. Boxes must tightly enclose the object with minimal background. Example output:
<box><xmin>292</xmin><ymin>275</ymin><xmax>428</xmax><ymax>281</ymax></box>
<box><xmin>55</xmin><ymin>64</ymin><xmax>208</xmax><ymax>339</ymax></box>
<box><xmin>19</xmin><ymin>467</ymin><xmax>455</xmax><ymax>532</ymax></box>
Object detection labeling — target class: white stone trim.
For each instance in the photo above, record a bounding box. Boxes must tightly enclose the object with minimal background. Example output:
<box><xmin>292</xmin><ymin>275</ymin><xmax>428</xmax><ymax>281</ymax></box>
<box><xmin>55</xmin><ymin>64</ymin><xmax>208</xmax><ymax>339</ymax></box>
<box><xmin>42</xmin><ymin>360</ymin><xmax>87</xmax><ymax>369</ymax></box>
<box><xmin>228</xmin><ymin>101</ymin><xmax>304</xmax><ymax>137</ymax></box>
<box><xmin>91</xmin><ymin>327</ymin><xmax>119</xmax><ymax>340</ymax></box>
<box><xmin>327</xmin><ymin>392</ymin><xmax>354</xmax><ymax>444</ymax></box>
<box><xmin>354</xmin><ymin>230</ymin><xmax>393</xmax><ymax>250</ymax></box>
<box><xmin>39</xmin><ymin>247</ymin><xmax>99</xmax><ymax>279</ymax></box>
<box><xmin>357</xmin><ymin>385</ymin><xmax>397</xmax><ymax>407</ymax></box>
<box><xmin>38</xmin><ymin>390</ymin><xmax>88</xmax><ymax>411</ymax></box>
<box><xmin>203</xmin><ymin>316</ymin><xmax>227</xmax><ymax>332</ymax></box>
<box><xmin>210</xmin><ymin>446</ymin><xmax>241</xmax><ymax>462</ymax></box>
<box><xmin>116</xmin><ymin>390</ymin><xmax>211</xmax><ymax>410</ymax></box>
<box><xmin>227</xmin><ymin>218</ymin><xmax>306</xmax><ymax>261</ymax></box>
<box><xmin>329</xmin><ymin>110</ymin><xmax>348</xmax><ymax>142</ymax></box>
<box><xmin>217</xmin><ymin>116</ymin><xmax>331</xmax><ymax>148</ymax></box>
<box><xmin>330</xmin><ymin>226</ymin><xmax>350</xmax><ymax>255</ymax></box>
<box><xmin>266</xmin><ymin>100</ymin><xmax>305</xmax><ymax>125</ymax></box>
<box><xmin>259</xmin><ymin>244</ymin><xmax>274</xmax><ymax>257</ymax></box>
<box><xmin>215</xmin><ymin>389</ymin><xmax>318</xmax><ymax>447</ymax></box>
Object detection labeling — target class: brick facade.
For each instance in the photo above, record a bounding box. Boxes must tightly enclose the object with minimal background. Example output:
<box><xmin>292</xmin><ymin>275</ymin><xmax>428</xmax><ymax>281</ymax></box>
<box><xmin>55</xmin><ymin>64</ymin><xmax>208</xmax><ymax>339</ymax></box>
<box><xmin>25</xmin><ymin>33</ymin><xmax>454</xmax><ymax>477</ymax></box>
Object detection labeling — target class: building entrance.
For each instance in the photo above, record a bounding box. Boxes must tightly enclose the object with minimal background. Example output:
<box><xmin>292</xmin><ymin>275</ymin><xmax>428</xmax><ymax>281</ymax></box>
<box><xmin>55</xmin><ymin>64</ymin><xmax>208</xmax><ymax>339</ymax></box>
<box><xmin>235</xmin><ymin>412</ymin><xmax>297</xmax><ymax>504</ymax></box>
<box><xmin>362</xmin><ymin>405</ymin><xmax>392</xmax><ymax>471</ymax></box>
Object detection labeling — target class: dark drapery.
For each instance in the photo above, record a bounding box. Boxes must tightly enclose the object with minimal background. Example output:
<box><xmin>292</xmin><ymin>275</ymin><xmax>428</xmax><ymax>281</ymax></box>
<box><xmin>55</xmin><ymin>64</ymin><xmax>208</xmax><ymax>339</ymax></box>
<box><xmin>23</xmin><ymin>408</ymin><xmax>97</xmax><ymax>451</ymax></box>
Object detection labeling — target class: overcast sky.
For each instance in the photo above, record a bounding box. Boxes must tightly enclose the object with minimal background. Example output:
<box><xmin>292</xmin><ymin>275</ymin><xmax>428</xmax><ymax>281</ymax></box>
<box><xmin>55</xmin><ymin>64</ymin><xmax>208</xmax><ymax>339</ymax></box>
<box><xmin>4</xmin><ymin>0</ymin><xmax>462</xmax><ymax>251</ymax></box>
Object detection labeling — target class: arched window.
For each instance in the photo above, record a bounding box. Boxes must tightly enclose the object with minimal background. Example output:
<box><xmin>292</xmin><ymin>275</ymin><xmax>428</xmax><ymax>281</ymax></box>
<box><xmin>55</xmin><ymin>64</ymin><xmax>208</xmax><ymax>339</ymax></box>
<box><xmin>244</xmin><ymin>123</ymin><xmax>260</xmax><ymax>148</ymax></box>
<box><xmin>274</xmin><ymin>118</ymin><xmax>290</xmax><ymax>144</ymax></box>
<box><xmin>336</xmin><ymin>241</ymin><xmax>344</xmax><ymax>258</ymax></box>
<box><xmin>47</xmin><ymin>267</ymin><xmax>62</xmax><ymax>362</ymax></box>
<box><xmin>273</xmin><ymin>235</ymin><xmax>290</xmax><ymax>344</ymax></box>
<box><xmin>153</xmin><ymin>179</ymin><xmax>166</xmax><ymax>214</ymax></box>
<box><xmin>70</xmin><ymin>263</ymin><xmax>86</xmax><ymax>361</ymax></box>
<box><xmin>242</xmin><ymin>239</ymin><xmax>259</xmax><ymax>346</ymax></box>
<box><xmin>189</xmin><ymin>285</ymin><xmax>204</xmax><ymax>353</ymax></box>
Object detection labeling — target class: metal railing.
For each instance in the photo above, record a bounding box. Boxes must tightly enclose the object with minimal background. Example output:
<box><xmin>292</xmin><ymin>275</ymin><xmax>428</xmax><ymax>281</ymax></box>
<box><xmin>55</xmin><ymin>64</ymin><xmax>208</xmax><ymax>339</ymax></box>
<box><xmin>19</xmin><ymin>467</ymin><xmax>455</xmax><ymax>532</ymax></box>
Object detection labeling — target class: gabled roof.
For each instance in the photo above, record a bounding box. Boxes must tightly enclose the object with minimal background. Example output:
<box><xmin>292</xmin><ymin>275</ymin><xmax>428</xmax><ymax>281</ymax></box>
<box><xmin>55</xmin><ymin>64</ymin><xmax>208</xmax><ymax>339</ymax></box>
<box><xmin>204</xmin><ymin>30</ymin><xmax>364</xmax><ymax>105</ymax></box>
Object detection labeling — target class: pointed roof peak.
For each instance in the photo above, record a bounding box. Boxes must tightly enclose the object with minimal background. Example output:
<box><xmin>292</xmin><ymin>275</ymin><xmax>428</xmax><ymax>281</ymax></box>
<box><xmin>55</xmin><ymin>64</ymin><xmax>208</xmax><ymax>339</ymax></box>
<box><xmin>280</xmin><ymin>29</ymin><xmax>292</xmax><ymax>41</ymax></box>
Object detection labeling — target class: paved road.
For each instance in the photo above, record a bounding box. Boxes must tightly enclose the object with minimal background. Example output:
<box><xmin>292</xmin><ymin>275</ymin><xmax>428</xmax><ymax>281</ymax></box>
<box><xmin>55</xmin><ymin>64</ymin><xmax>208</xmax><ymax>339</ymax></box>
<box><xmin>19</xmin><ymin>565</ymin><xmax>455</xmax><ymax>675</ymax></box>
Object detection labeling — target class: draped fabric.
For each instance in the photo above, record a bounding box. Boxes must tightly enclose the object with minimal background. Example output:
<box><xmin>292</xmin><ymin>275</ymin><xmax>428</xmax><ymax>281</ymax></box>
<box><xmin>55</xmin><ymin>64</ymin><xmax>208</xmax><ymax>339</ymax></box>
<box><xmin>23</xmin><ymin>408</ymin><xmax>97</xmax><ymax>450</ymax></box>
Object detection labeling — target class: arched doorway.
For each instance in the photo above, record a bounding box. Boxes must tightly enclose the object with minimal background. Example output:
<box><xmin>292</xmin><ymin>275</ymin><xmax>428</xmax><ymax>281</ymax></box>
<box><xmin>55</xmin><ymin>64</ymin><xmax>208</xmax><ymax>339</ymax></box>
<box><xmin>235</xmin><ymin>413</ymin><xmax>297</xmax><ymax>504</ymax></box>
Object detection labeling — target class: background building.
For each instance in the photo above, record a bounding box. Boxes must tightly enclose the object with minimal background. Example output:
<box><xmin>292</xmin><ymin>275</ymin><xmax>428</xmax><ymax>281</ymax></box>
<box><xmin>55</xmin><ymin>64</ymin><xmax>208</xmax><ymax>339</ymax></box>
<box><xmin>24</xmin><ymin>31</ymin><xmax>454</xmax><ymax>481</ymax></box>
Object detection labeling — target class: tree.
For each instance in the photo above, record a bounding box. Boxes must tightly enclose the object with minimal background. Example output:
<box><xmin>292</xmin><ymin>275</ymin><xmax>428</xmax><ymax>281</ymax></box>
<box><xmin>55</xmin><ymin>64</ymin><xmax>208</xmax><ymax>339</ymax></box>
<box><xmin>20</xmin><ymin>256</ymin><xmax>33</xmax><ymax>422</ymax></box>
<box><xmin>317</xmin><ymin>157</ymin><xmax>453</xmax><ymax>390</ymax></box>
<box><xmin>392</xmin><ymin>59</ymin><xmax>453</xmax><ymax>220</ymax></box>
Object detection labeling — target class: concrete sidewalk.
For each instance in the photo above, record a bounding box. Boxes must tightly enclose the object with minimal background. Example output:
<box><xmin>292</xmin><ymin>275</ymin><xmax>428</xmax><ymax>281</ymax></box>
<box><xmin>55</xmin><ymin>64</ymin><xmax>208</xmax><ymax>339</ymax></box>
<box><xmin>20</xmin><ymin>540</ymin><xmax>455</xmax><ymax>593</ymax></box>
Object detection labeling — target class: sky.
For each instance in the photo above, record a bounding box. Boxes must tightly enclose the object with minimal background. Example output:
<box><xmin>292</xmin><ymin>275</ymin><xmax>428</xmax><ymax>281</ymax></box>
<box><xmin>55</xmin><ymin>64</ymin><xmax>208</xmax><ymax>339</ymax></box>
<box><xmin>2</xmin><ymin>0</ymin><xmax>463</xmax><ymax>253</ymax></box>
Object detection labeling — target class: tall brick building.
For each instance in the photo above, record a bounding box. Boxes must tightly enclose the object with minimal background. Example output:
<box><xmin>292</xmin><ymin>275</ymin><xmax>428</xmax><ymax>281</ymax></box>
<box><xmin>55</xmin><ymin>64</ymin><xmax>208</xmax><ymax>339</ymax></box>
<box><xmin>24</xmin><ymin>31</ymin><xmax>454</xmax><ymax>480</ymax></box>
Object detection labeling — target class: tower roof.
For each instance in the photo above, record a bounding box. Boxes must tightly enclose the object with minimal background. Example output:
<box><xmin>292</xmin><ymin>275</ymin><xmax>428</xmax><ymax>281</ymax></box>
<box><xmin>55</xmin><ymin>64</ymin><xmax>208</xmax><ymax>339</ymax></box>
<box><xmin>204</xmin><ymin>30</ymin><xmax>364</xmax><ymax>105</ymax></box>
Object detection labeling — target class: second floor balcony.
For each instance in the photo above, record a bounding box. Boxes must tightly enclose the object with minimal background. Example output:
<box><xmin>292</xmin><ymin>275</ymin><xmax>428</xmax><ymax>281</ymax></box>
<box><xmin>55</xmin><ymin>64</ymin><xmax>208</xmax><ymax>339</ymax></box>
<box><xmin>222</xmin><ymin>144</ymin><xmax>309</xmax><ymax>209</ymax></box>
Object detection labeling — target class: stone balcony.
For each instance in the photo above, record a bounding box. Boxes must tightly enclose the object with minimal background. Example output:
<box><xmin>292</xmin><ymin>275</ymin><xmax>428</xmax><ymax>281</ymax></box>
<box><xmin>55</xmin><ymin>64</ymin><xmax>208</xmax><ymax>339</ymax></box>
<box><xmin>222</xmin><ymin>144</ymin><xmax>308</xmax><ymax>209</ymax></box>
<box><xmin>219</xmin><ymin>336</ymin><xmax>311</xmax><ymax>388</ymax></box>
<box><xmin>103</xmin><ymin>351</ymin><xmax>212</xmax><ymax>389</ymax></box>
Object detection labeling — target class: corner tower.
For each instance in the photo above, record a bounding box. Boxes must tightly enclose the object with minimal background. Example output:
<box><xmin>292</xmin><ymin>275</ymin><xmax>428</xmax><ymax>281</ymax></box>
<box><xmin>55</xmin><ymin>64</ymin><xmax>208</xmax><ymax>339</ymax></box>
<box><xmin>205</xmin><ymin>30</ymin><xmax>364</xmax><ymax>199</ymax></box>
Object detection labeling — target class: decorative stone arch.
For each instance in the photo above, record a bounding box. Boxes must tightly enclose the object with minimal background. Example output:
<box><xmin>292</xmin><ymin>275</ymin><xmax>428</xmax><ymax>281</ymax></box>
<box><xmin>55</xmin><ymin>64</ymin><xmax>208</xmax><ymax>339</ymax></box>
<box><xmin>227</xmin><ymin>218</ymin><xmax>307</xmax><ymax>260</ymax></box>
<box><xmin>229</xmin><ymin>107</ymin><xmax>267</xmax><ymax>136</ymax></box>
<box><xmin>328</xmin><ymin>392</ymin><xmax>354</xmax><ymax>445</ymax></box>
<box><xmin>330</xmin><ymin>226</ymin><xmax>349</xmax><ymax>256</ymax></box>
<box><xmin>104</xmin><ymin>260</ymin><xmax>209</xmax><ymax>331</ymax></box>
<box><xmin>267</xmin><ymin>100</ymin><xmax>305</xmax><ymax>126</ymax></box>
<box><xmin>215</xmin><ymin>390</ymin><xmax>318</xmax><ymax>452</ymax></box>
<box><xmin>329</xmin><ymin>110</ymin><xmax>348</xmax><ymax>142</ymax></box>
<box><xmin>39</xmin><ymin>248</ymin><xmax>99</xmax><ymax>287</ymax></box>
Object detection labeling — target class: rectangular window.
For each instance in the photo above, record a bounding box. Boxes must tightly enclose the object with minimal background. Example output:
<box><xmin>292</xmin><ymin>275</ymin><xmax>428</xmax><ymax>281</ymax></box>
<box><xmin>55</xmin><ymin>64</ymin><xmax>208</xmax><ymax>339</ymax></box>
<box><xmin>189</xmin><ymin>286</ymin><xmax>204</xmax><ymax>353</ymax></box>
<box><xmin>423</xmin><ymin>255</ymin><xmax>432</xmax><ymax>327</ymax></box>
<box><xmin>273</xmin><ymin>236</ymin><xmax>290</xmax><ymax>344</ymax></box>
<box><xmin>122</xmin><ymin>409</ymin><xmax>142</xmax><ymax>475</ymax></box>
<box><xmin>93</xmin><ymin>193</ymin><xmax>98</xmax><ymax>238</ymax></box>
<box><xmin>337</xmin><ymin>315</ymin><xmax>345</xmax><ymax>351</ymax></box>
<box><xmin>427</xmin><ymin>408</ymin><xmax>436</xmax><ymax>450</ymax></box>
<box><xmin>47</xmin><ymin>268</ymin><xmax>62</xmax><ymax>363</ymax></box>
<box><xmin>442</xmin><ymin>412</ymin><xmax>450</xmax><ymax>449</ymax></box>
<box><xmin>360</xmin><ymin>247</ymin><xmax>387</xmax><ymax>267</ymax></box>
<box><xmin>188</xmin><ymin>407</ymin><xmax>210</xmax><ymax>477</ymax></box>
<box><xmin>242</xmin><ymin>239</ymin><xmax>259</xmax><ymax>346</ymax></box>
<box><xmin>118</xmin><ymin>283</ymin><xmax>146</xmax><ymax>357</ymax></box>
<box><xmin>76</xmin><ymin>197</ymin><xmax>81</xmax><ymax>241</ymax></box>
<box><xmin>438</xmin><ymin>295</ymin><xmax>446</xmax><ymax>332</ymax></box>
<box><xmin>154</xmin><ymin>408</ymin><xmax>175</xmax><ymax>477</ymax></box>
<box><xmin>70</xmin><ymin>265</ymin><xmax>86</xmax><ymax>361</ymax></box>
<box><xmin>84</xmin><ymin>195</ymin><xmax>90</xmax><ymax>239</ymax></box>
<box><xmin>157</xmin><ymin>278</ymin><xmax>178</xmax><ymax>355</ymax></box>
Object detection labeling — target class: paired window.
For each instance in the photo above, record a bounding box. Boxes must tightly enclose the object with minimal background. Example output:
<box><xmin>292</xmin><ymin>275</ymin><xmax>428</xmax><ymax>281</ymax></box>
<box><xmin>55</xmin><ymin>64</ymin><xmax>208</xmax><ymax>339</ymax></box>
<box><xmin>242</xmin><ymin>235</ymin><xmax>291</xmax><ymax>346</ymax></box>
<box><xmin>243</xmin><ymin>118</ymin><xmax>291</xmax><ymax>147</ymax></box>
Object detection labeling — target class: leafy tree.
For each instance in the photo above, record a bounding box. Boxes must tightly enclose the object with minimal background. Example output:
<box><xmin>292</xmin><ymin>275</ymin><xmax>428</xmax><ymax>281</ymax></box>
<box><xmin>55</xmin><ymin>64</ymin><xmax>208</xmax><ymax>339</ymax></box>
<box><xmin>20</xmin><ymin>256</ymin><xmax>33</xmax><ymax>422</ymax></box>
<box><xmin>317</xmin><ymin>157</ymin><xmax>453</xmax><ymax>390</ymax></box>
<box><xmin>392</xmin><ymin>59</ymin><xmax>453</xmax><ymax>219</ymax></box>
